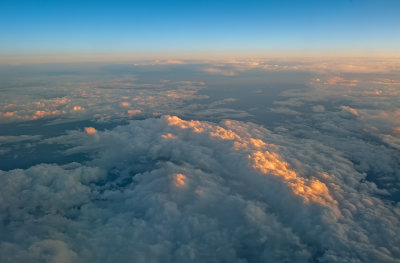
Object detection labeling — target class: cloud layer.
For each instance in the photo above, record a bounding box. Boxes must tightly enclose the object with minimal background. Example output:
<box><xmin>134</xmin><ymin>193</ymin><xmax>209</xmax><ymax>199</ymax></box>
<box><xmin>1</xmin><ymin>116</ymin><xmax>399</xmax><ymax>262</ymax></box>
<box><xmin>0</xmin><ymin>78</ymin><xmax>206</xmax><ymax>123</ymax></box>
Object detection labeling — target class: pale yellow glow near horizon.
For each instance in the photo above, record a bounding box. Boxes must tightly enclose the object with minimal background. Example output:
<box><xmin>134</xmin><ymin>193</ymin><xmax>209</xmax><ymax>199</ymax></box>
<box><xmin>1</xmin><ymin>49</ymin><xmax>399</xmax><ymax>65</ymax></box>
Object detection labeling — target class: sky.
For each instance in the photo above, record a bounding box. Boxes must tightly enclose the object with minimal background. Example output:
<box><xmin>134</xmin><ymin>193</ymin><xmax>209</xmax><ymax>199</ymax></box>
<box><xmin>1</xmin><ymin>0</ymin><xmax>400</xmax><ymax>62</ymax></box>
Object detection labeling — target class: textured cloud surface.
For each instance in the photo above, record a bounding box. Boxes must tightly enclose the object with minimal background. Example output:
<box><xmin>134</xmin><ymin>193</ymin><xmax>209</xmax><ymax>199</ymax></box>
<box><xmin>0</xmin><ymin>78</ymin><xmax>206</xmax><ymax>123</ymax></box>
<box><xmin>1</xmin><ymin>59</ymin><xmax>399</xmax><ymax>262</ymax></box>
<box><xmin>1</xmin><ymin>116</ymin><xmax>399</xmax><ymax>262</ymax></box>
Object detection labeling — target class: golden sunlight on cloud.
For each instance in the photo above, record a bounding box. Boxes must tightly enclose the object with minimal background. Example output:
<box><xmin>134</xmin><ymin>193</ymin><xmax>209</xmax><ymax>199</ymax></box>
<box><xmin>341</xmin><ymin>106</ymin><xmax>359</xmax><ymax>116</ymax></box>
<box><xmin>166</xmin><ymin>60</ymin><xmax>186</xmax><ymax>64</ymax></box>
<box><xmin>165</xmin><ymin>116</ymin><xmax>336</xmax><ymax>206</ymax></box>
<box><xmin>127</xmin><ymin>109</ymin><xmax>141</xmax><ymax>116</ymax></box>
<box><xmin>0</xmin><ymin>112</ymin><xmax>15</xmax><ymax>118</ymax></box>
<box><xmin>166</xmin><ymin>115</ymin><xmax>208</xmax><ymax>133</ymax></box>
<box><xmin>120</xmin><ymin>102</ymin><xmax>131</xmax><ymax>107</ymax></box>
<box><xmin>31</xmin><ymin>110</ymin><xmax>60</xmax><ymax>120</ymax></box>
<box><xmin>173</xmin><ymin>173</ymin><xmax>186</xmax><ymax>187</ymax></box>
<box><xmin>324</xmin><ymin>76</ymin><xmax>359</xmax><ymax>87</ymax></box>
<box><xmin>84</xmin><ymin>127</ymin><xmax>97</xmax><ymax>135</ymax></box>
<box><xmin>249</xmin><ymin>151</ymin><xmax>336</xmax><ymax>206</ymax></box>
<box><xmin>166</xmin><ymin>90</ymin><xmax>197</xmax><ymax>99</ymax></box>
<box><xmin>166</xmin><ymin>116</ymin><xmax>267</xmax><ymax>150</ymax></box>
<box><xmin>161</xmin><ymin>133</ymin><xmax>178</xmax><ymax>140</ymax></box>
<box><xmin>209</xmin><ymin>126</ymin><xmax>240</xmax><ymax>140</ymax></box>
<box><xmin>73</xmin><ymin>106</ymin><xmax>84</xmax><ymax>111</ymax></box>
<box><xmin>145</xmin><ymin>60</ymin><xmax>186</xmax><ymax>65</ymax></box>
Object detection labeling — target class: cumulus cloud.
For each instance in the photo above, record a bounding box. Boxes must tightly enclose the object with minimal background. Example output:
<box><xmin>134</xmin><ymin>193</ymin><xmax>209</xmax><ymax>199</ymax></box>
<box><xmin>0</xmin><ymin>79</ymin><xmax>206</xmax><ymax>123</ymax></box>
<box><xmin>84</xmin><ymin>127</ymin><xmax>97</xmax><ymax>135</ymax></box>
<box><xmin>274</xmin><ymin>72</ymin><xmax>400</xmax><ymax>134</ymax></box>
<box><xmin>2</xmin><ymin>116</ymin><xmax>399</xmax><ymax>262</ymax></box>
<box><xmin>266</xmin><ymin>69</ymin><xmax>400</xmax><ymax>206</ymax></box>
<box><xmin>203</xmin><ymin>67</ymin><xmax>237</xmax><ymax>76</ymax></box>
<box><xmin>340</xmin><ymin>105</ymin><xmax>359</xmax><ymax>116</ymax></box>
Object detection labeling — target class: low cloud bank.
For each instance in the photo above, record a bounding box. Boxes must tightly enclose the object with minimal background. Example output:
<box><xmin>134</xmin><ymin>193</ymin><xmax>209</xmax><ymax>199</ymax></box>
<box><xmin>1</xmin><ymin>116</ymin><xmax>399</xmax><ymax>262</ymax></box>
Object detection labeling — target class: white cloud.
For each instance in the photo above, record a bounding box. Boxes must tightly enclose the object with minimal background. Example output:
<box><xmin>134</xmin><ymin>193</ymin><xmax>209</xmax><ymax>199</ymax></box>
<box><xmin>2</xmin><ymin>116</ymin><xmax>399</xmax><ymax>262</ymax></box>
<box><xmin>0</xmin><ymin>79</ymin><xmax>206</xmax><ymax>124</ymax></box>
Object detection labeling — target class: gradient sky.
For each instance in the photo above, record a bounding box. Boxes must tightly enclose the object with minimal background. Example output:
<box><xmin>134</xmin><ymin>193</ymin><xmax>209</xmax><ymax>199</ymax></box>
<box><xmin>1</xmin><ymin>0</ymin><xmax>399</xmax><ymax>59</ymax></box>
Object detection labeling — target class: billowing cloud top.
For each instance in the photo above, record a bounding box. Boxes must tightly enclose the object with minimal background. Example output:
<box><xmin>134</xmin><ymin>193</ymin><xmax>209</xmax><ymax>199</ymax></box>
<box><xmin>1</xmin><ymin>116</ymin><xmax>399</xmax><ymax>262</ymax></box>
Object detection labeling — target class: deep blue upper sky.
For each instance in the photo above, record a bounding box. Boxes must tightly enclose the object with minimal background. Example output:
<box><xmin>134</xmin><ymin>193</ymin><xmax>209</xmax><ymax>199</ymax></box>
<box><xmin>1</xmin><ymin>0</ymin><xmax>399</xmax><ymax>57</ymax></box>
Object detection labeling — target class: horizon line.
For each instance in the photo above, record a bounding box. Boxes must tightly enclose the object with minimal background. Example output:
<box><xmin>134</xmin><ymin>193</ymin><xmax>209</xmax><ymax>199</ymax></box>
<box><xmin>2</xmin><ymin>50</ymin><xmax>400</xmax><ymax>65</ymax></box>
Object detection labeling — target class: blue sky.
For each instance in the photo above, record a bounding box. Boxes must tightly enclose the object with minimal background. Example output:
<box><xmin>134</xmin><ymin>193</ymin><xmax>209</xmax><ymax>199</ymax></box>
<box><xmin>1</xmin><ymin>0</ymin><xmax>399</xmax><ymax>58</ymax></box>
